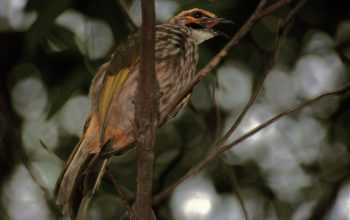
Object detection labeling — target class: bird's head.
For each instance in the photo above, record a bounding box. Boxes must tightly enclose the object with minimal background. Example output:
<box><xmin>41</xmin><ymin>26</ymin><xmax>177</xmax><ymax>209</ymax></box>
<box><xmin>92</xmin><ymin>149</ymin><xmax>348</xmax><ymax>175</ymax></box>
<box><xmin>169</xmin><ymin>8</ymin><xmax>232</xmax><ymax>44</ymax></box>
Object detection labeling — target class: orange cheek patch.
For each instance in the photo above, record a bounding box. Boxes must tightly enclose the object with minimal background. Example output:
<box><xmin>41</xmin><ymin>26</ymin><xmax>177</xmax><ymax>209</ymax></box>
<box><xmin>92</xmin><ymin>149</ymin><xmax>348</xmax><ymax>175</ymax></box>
<box><xmin>184</xmin><ymin>16</ymin><xmax>199</xmax><ymax>25</ymax></box>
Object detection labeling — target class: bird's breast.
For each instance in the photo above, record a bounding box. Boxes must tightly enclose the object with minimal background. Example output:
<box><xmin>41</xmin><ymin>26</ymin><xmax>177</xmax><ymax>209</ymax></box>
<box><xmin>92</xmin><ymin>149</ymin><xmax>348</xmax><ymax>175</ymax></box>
<box><xmin>154</xmin><ymin>26</ymin><xmax>198</xmax><ymax>120</ymax></box>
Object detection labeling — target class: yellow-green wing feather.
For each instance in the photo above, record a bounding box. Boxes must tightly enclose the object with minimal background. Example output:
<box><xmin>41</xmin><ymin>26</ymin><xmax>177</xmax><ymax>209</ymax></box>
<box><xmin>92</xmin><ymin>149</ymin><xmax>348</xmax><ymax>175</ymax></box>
<box><xmin>97</xmin><ymin>68</ymin><xmax>130</xmax><ymax>143</ymax></box>
<box><xmin>96</xmin><ymin>32</ymin><xmax>140</xmax><ymax>143</ymax></box>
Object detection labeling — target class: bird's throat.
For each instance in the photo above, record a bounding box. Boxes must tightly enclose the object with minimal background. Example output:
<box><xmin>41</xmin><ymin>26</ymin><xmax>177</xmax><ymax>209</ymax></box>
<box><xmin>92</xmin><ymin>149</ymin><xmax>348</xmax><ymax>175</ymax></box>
<box><xmin>191</xmin><ymin>29</ymin><xmax>216</xmax><ymax>44</ymax></box>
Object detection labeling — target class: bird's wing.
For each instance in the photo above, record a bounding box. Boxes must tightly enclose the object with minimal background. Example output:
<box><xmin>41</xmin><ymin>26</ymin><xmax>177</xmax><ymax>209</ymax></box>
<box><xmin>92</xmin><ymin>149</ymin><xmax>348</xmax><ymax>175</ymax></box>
<box><xmin>91</xmin><ymin>33</ymin><xmax>140</xmax><ymax>144</ymax></box>
<box><xmin>55</xmin><ymin>33</ymin><xmax>141</xmax><ymax>218</ymax></box>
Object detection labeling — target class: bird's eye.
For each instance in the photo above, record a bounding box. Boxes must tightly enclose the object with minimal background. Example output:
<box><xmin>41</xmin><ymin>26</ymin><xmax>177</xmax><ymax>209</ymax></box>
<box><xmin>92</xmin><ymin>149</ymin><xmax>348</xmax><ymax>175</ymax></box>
<box><xmin>192</xmin><ymin>11</ymin><xmax>203</xmax><ymax>18</ymax></box>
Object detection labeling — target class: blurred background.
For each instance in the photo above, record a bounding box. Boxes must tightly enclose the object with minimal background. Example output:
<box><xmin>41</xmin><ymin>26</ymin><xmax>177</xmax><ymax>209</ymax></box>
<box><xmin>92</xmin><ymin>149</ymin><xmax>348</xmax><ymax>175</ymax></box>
<box><xmin>1</xmin><ymin>0</ymin><xmax>350</xmax><ymax>219</ymax></box>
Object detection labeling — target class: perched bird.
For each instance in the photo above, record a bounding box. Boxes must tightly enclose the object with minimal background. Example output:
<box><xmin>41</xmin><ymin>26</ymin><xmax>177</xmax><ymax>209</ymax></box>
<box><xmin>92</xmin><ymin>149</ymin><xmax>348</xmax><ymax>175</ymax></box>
<box><xmin>55</xmin><ymin>8</ymin><xmax>229</xmax><ymax>218</ymax></box>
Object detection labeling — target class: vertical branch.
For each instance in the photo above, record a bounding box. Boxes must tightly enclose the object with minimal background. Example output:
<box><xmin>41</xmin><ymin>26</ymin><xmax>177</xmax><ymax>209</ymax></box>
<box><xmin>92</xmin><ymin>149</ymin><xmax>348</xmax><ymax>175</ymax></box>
<box><xmin>135</xmin><ymin>0</ymin><xmax>158</xmax><ymax>220</ymax></box>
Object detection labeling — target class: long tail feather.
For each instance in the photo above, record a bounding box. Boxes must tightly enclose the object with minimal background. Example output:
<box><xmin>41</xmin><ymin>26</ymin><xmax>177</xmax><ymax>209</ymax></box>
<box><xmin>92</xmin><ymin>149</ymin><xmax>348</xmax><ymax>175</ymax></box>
<box><xmin>55</xmin><ymin>138</ymin><xmax>92</xmax><ymax>217</ymax></box>
<box><xmin>55</xmin><ymin>116</ymin><xmax>106</xmax><ymax>219</ymax></box>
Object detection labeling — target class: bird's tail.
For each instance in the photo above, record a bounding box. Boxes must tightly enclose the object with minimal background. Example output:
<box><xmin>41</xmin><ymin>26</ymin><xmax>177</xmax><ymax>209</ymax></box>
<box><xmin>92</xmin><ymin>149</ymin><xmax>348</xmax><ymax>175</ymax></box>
<box><xmin>55</xmin><ymin>117</ymin><xmax>107</xmax><ymax>219</ymax></box>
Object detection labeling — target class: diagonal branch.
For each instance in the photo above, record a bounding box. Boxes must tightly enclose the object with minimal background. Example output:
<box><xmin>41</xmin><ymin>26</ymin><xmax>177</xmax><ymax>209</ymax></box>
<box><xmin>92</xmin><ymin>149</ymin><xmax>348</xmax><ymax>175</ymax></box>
<box><xmin>153</xmin><ymin>0</ymin><xmax>316</xmax><ymax>204</ymax></box>
<box><xmin>160</xmin><ymin>0</ymin><xmax>295</xmax><ymax>126</ymax></box>
<box><xmin>106</xmin><ymin>171</ymin><xmax>134</xmax><ymax>218</ymax></box>
<box><xmin>154</xmin><ymin>82</ymin><xmax>350</xmax><ymax>205</ymax></box>
<box><xmin>217</xmin><ymin>0</ymin><xmax>307</xmax><ymax>149</ymax></box>
<box><xmin>220</xmin><ymin>84</ymin><xmax>350</xmax><ymax>154</ymax></box>
<box><xmin>256</xmin><ymin>0</ymin><xmax>294</xmax><ymax>18</ymax></box>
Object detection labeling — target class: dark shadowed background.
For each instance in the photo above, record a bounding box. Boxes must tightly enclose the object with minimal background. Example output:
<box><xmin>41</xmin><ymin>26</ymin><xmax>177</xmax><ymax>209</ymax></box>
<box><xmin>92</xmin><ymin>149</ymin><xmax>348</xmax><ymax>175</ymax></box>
<box><xmin>1</xmin><ymin>0</ymin><xmax>350</xmax><ymax>219</ymax></box>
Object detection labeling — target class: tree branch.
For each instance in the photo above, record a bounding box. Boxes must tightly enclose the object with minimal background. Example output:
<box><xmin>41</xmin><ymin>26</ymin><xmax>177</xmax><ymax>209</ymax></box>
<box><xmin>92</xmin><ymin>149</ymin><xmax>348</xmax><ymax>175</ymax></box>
<box><xmin>135</xmin><ymin>0</ymin><xmax>158</xmax><ymax>219</ymax></box>
<box><xmin>160</xmin><ymin>0</ymin><xmax>295</xmax><ymax>126</ymax></box>
<box><xmin>216</xmin><ymin>0</ymin><xmax>307</xmax><ymax>148</ymax></box>
<box><xmin>154</xmin><ymin>82</ymin><xmax>350</xmax><ymax>205</ymax></box>
<box><xmin>106</xmin><ymin>171</ymin><xmax>134</xmax><ymax>218</ymax></box>
<box><xmin>153</xmin><ymin>0</ymin><xmax>317</xmax><ymax>204</ymax></box>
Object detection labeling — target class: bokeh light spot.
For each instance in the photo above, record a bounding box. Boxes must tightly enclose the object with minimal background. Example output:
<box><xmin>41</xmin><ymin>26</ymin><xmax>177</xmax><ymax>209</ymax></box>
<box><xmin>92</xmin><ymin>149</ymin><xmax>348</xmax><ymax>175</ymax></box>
<box><xmin>1</xmin><ymin>165</ymin><xmax>50</xmax><ymax>220</ymax></box>
<box><xmin>216</xmin><ymin>62</ymin><xmax>252</xmax><ymax>112</ymax></box>
<box><xmin>11</xmin><ymin>77</ymin><xmax>48</xmax><ymax>120</ymax></box>
<box><xmin>171</xmin><ymin>176</ymin><xmax>218</xmax><ymax>220</ymax></box>
<box><xmin>183</xmin><ymin>192</ymin><xmax>213</xmax><ymax>218</ymax></box>
<box><xmin>59</xmin><ymin>95</ymin><xmax>90</xmax><ymax>136</ymax></box>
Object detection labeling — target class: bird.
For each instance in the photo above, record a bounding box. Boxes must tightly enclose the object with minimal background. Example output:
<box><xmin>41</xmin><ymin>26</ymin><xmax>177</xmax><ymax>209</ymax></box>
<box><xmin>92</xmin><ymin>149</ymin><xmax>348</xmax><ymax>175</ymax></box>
<box><xmin>55</xmin><ymin>8</ymin><xmax>230</xmax><ymax>218</ymax></box>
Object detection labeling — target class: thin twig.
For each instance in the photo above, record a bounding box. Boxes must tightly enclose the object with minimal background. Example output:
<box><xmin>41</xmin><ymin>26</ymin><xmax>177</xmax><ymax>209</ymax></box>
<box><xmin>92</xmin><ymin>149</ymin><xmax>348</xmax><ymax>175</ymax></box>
<box><xmin>160</xmin><ymin>0</ymin><xmax>294</xmax><ymax>126</ymax></box>
<box><xmin>106</xmin><ymin>171</ymin><xmax>134</xmax><ymax>217</ymax></box>
<box><xmin>283</xmin><ymin>0</ymin><xmax>307</xmax><ymax>25</ymax></box>
<box><xmin>212</xmin><ymin>76</ymin><xmax>222</xmax><ymax>140</ymax></box>
<box><xmin>221</xmin><ymin>85</ymin><xmax>350</xmax><ymax>153</ymax></box>
<box><xmin>225</xmin><ymin>163</ymin><xmax>249</xmax><ymax>220</ymax></box>
<box><xmin>153</xmin><ymin>0</ymin><xmax>325</xmax><ymax>204</ymax></box>
<box><xmin>20</xmin><ymin>152</ymin><xmax>62</xmax><ymax>217</ymax></box>
<box><xmin>209</xmin><ymin>11</ymin><xmax>288</xmax><ymax>220</ymax></box>
<box><xmin>256</xmin><ymin>0</ymin><xmax>293</xmax><ymax>18</ymax></box>
<box><xmin>154</xmin><ymin>83</ymin><xmax>350</xmax><ymax>204</ymax></box>
<box><xmin>217</xmin><ymin>0</ymin><xmax>306</xmax><ymax>147</ymax></box>
<box><xmin>215</xmin><ymin>52</ymin><xmax>272</xmax><ymax>147</ymax></box>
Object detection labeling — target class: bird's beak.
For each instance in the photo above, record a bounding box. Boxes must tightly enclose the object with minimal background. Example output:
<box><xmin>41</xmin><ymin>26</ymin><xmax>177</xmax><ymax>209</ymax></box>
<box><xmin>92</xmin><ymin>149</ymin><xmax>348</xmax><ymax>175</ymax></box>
<box><xmin>204</xmin><ymin>17</ymin><xmax>234</xmax><ymax>29</ymax></box>
<box><xmin>204</xmin><ymin>18</ymin><xmax>233</xmax><ymax>39</ymax></box>
<box><xmin>217</xmin><ymin>18</ymin><xmax>235</xmax><ymax>24</ymax></box>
